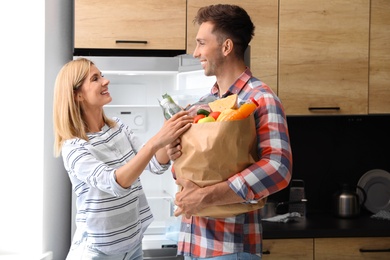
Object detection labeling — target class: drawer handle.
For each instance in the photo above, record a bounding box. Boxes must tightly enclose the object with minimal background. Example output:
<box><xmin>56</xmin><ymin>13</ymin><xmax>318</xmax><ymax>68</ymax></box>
<box><xmin>359</xmin><ymin>248</ymin><xmax>390</xmax><ymax>253</ymax></box>
<box><xmin>143</xmin><ymin>257</ymin><xmax>180</xmax><ymax>260</ymax></box>
<box><xmin>262</xmin><ymin>250</ymin><xmax>271</xmax><ymax>255</ymax></box>
<box><xmin>308</xmin><ymin>106</ymin><xmax>340</xmax><ymax>111</ymax></box>
<box><xmin>116</xmin><ymin>40</ymin><xmax>148</xmax><ymax>44</ymax></box>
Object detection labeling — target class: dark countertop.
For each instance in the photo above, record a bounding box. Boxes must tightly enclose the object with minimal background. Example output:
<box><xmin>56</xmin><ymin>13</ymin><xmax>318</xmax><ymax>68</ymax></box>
<box><xmin>262</xmin><ymin>212</ymin><xmax>390</xmax><ymax>239</ymax></box>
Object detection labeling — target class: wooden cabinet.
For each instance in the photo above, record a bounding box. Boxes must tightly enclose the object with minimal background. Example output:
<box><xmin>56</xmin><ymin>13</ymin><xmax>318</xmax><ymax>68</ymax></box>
<box><xmin>186</xmin><ymin>0</ymin><xmax>279</xmax><ymax>93</ymax></box>
<box><xmin>369</xmin><ymin>0</ymin><xmax>390</xmax><ymax>114</ymax></box>
<box><xmin>263</xmin><ymin>237</ymin><xmax>390</xmax><ymax>260</ymax></box>
<box><xmin>75</xmin><ymin>0</ymin><xmax>186</xmax><ymax>50</ymax></box>
<box><xmin>315</xmin><ymin>237</ymin><xmax>390</xmax><ymax>260</ymax></box>
<box><xmin>278</xmin><ymin>0</ymin><xmax>370</xmax><ymax>115</ymax></box>
<box><xmin>74</xmin><ymin>1</ymin><xmax>390</xmax><ymax>116</ymax></box>
<box><xmin>263</xmin><ymin>238</ymin><xmax>314</xmax><ymax>259</ymax></box>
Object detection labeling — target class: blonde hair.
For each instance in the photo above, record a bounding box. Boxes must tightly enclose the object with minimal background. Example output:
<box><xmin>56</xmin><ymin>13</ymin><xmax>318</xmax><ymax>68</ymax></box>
<box><xmin>53</xmin><ymin>58</ymin><xmax>115</xmax><ymax>157</ymax></box>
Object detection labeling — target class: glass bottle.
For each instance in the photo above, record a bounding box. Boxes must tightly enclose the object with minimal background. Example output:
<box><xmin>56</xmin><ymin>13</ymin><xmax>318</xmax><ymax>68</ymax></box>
<box><xmin>223</xmin><ymin>97</ymin><xmax>259</xmax><ymax>121</ymax></box>
<box><xmin>158</xmin><ymin>93</ymin><xmax>182</xmax><ymax>120</ymax></box>
<box><xmin>238</xmin><ymin>97</ymin><xmax>259</xmax><ymax>118</ymax></box>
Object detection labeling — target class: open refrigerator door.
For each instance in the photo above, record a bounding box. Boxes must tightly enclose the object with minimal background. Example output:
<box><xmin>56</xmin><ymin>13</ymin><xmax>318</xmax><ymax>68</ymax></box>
<box><xmin>71</xmin><ymin>56</ymin><xmax>216</xmax><ymax>252</ymax></box>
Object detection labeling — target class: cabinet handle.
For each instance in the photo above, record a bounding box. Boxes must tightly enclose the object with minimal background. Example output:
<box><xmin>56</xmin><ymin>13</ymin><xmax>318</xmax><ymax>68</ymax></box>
<box><xmin>262</xmin><ymin>250</ymin><xmax>271</xmax><ymax>255</ymax></box>
<box><xmin>115</xmin><ymin>40</ymin><xmax>148</xmax><ymax>44</ymax></box>
<box><xmin>359</xmin><ymin>248</ymin><xmax>390</xmax><ymax>253</ymax></box>
<box><xmin>308</xmin><ymin>106</ymin><xmax>340</xmax><ymax>111</ymax></box>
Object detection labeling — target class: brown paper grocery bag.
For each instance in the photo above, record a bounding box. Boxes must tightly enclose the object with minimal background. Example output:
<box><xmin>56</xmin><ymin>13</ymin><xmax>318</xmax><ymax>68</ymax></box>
<box><xmin>174</xmin><ymin>114</ymin><xmax>266</xmax><ymax>218</ymax></box>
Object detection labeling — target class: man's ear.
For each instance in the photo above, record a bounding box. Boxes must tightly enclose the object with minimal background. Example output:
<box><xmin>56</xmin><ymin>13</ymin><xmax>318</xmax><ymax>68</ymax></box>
<box><xmin>222</xmin><ymin>39</ymin><xmax>234</xmax><ymax>56</ymax></box>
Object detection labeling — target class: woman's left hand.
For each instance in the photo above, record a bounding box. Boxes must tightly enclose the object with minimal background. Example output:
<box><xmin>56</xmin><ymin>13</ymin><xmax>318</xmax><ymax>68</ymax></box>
<box><xmin>154</xmin><ymin>111</ymin><xmax>193</xmax><ymax>150</ymax></box>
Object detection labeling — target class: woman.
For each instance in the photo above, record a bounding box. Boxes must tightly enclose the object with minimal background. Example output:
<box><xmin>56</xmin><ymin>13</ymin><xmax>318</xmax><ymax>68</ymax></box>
<box><xmin>53</xmin><ymin>57</ymin><xmax>192</xmax><ymax>259</ymax></box>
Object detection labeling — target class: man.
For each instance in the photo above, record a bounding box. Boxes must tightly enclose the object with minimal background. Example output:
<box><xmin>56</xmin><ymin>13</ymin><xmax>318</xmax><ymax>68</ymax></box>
<box><xmin>167</xmin><ymin>4</ymin><xmax>292</xmax><ymax>260</ymax></box>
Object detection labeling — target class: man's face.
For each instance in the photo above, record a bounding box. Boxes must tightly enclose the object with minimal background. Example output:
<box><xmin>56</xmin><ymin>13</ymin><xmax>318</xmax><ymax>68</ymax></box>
<box><xmin>193</xmin><ymin>22</ymin><xmax>225</xmax><ymax>77</ymax></box>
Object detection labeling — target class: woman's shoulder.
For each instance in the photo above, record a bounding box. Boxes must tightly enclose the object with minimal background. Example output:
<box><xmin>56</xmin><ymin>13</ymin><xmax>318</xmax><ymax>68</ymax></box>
<box><xmin>63</xmin><ymin>137</ymin><xmax>90</xmax><ymax>150</ymax></box>
<box><xmin>61</xmin><ymin>137</ymin><xmax>89</xmax><ymax>158</ymax></box>
<box><xmin>63</xmin><ymin>137</ymin><xmax>87</xmax><ymax>146</ymax></box>
<box><xmin>106</xmin><ymin>116</ymin><xmax>126</xmax><ymax>128</ymax></box>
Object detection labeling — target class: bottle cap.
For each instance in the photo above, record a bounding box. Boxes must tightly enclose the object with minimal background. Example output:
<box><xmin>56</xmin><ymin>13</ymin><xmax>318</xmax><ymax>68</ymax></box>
<box><xmin>249</xmin><ymin>97</ymin><xmax>259</xmax><ymax>107</ymax></box>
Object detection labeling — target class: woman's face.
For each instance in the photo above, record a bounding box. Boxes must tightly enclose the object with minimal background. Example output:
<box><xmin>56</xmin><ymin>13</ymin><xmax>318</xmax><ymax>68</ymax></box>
<box><xmin>193</xmin><ymin>21</ymin><xmax>225</xmax><ymax>77</ymax></box>
<box><xmin>77</xmin><ymin>64</ymin><xmax>111</xmax><ymax>110</ymax></box>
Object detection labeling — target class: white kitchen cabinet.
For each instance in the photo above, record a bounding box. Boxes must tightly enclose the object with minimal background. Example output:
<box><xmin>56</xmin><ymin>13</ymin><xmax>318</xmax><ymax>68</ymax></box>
<box><xmin>75</xmin><ymin>0</ymin><xmax>186</xmax><ymax>50</ymax></box>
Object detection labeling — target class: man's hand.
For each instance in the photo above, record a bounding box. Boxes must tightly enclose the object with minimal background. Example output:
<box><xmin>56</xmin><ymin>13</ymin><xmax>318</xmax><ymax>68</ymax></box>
<box><xmin>174</xmin><ymin>178</ymin><xmax>205</xmax><ymax>218</ymax></box>
<box><xmin>174</xmin><ymin>177</ymin><xmax>246</xmax><ymax>218</ymax></box>
<box><xmin>166</xmin><ymin>138</ymin><xmax>183</xmax><ymax>161</ymax></box>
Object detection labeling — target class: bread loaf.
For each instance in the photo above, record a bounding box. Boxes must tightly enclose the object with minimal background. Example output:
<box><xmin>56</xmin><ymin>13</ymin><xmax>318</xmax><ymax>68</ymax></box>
<box><xmin>208</xmin><ymin>94</ymin><xmax>238</xmax><ymax>112</ymax></box>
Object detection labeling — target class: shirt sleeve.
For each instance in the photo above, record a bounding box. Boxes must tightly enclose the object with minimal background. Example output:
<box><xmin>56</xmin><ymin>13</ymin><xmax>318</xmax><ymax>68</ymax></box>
<box><xmin>62</xmin><ymin>139</ymin><xmax>130</xmax><ymax>197</ymax></box>
<box><xmin>228</xmin><ymin>85</ymin><xmax>293</xmax><ymax>202</ymax></box>
<box><xmin>122</xmin><ymin>120</ymin><xmax>171</xmax><ymax>175</ymax></box>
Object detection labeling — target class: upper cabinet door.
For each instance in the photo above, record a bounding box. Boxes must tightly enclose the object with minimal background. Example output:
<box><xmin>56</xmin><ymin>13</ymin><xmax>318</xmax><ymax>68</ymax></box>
<box><xmin>278</xmin><ymin>0</ymin><xmax>370</xmax><ymax>115</ymax></box>
<box><xmin>369</xmin><ymin>0</ymin><xmax>390</xmax><ymax>114</ymax></box>
<box><xmin>75</xmin><ymin>0</ymin><xmax>186</xmax><ymax>50</ymax></box>
<box><xmin>186</xmin><ymin>0</ymin><xmax>279</xmax><ymax>93</ymax></box>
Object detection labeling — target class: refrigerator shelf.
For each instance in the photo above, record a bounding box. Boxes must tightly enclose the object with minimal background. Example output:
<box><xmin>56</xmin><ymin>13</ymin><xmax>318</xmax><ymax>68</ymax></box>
<box><xmin>104</xmin><ymin>105</ymin><xmax>160</xmax><ymax>108</ymax></box>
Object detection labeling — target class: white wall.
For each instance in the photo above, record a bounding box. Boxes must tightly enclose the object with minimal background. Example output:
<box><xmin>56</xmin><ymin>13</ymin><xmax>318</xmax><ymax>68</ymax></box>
<box><xmin>0</xmin><ymin>0</ymin><xmax>72</xmax><ymax>259</ymax></box>
<box><xmin>0</xmin><ymin>0</ymin><xmax>45</xmax><ymax>256</ymax></box>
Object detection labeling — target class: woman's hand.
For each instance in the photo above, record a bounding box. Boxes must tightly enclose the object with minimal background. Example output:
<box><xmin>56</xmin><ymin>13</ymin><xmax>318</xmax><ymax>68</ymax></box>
<box><xmin>153</xmin><ymin>111</ymin><xmax>192</xmax><ymax>165</ymax></box>
<box><xmin>117</xmin><ymin>111</ymin><xmax>192</xmax><ymax>187</ymax></box>
<box><xmin>154</xmin><ymin>111</ymin><xmax>193</xmax><ymax>150</ymax></box>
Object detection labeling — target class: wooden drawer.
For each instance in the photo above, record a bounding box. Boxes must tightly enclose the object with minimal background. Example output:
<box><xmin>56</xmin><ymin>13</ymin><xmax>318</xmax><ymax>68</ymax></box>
<box><xmin>315</xmin><ymin>237</ymin><xmax>390</xmax><ymax>260</ymax></box>
<box><xmin>263</xmin><ymin>238</ymin><xmax>314</xmax><ymax>259</ymax></box>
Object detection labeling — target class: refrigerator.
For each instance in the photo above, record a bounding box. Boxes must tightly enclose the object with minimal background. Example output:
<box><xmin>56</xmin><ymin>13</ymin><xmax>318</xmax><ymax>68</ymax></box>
<box><xmin>71</xmin><ymin>55</ymin><xmax>216</xmax><ymax>251</ymax></box>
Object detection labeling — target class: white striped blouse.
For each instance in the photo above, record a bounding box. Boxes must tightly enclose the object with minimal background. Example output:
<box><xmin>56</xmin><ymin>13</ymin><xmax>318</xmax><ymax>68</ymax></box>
<box><xmin>62</xmin><ymin>117</ymin><xmax>170</xmax><ymax>255</ymax></box>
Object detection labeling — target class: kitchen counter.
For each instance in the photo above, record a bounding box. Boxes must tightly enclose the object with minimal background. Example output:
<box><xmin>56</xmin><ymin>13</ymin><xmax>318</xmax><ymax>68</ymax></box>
<box><xmin>262</xmin><ymin>212</ymin><xmax>390</xmax><ymax>239</ymax></box>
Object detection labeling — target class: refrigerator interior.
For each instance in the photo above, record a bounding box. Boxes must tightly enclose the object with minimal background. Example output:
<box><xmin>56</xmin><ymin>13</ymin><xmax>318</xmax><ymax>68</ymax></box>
<box><xmin>71</xmin><ymin>56</ymin><xmax>216</xmax><ymax>249</ymax></box>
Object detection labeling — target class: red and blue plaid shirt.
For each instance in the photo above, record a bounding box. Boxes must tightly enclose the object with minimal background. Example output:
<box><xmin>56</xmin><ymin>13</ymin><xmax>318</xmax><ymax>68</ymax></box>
<box><xmin>177</xmin><ymin>68</ymin><xmax>292</xmax><ymax>258</ymax></box>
